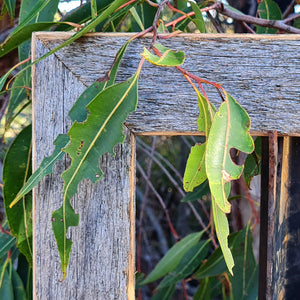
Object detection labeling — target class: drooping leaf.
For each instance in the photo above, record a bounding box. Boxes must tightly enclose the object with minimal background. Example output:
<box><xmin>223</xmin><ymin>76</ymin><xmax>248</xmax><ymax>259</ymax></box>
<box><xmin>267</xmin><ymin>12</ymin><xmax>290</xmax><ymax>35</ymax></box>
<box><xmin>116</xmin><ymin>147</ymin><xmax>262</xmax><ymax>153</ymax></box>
<box><xmin>141</xmin><ymin>43</ymin><xmax>185</xmax><ymax>67</ymax></box>
<box><xmin>183</xmin><ymin>143</ymin><xmax>207</xmax><ymax>192</ymax></box>
<box><xmin>53</xmin><ymin>72</ymin><xmax>140</xmax><ymax>279</ymax></box>
<box><xmin>141</xmin><ymin>231</ymin><xmax>204</xmax><ymax>284</ymax></box>
<box><xmin>151</xmin><ymin>284</ymin><xmax>176</xmax><ymax>300</ymax></box>
<box><xmin>256</xmin><ymin>0</ymin><xmax>282</xmax><ymax>34</ymax></box>
<box><xmin>189</xmin><ymin>1</ymin><xmax>206</xmax><ymax>33</ymax></box>
<box><xmin>3</xmin><ymin>125</ymin><xmax>33</xmax><ymax>266</ymax></box>
<box><xmin>193</xmin><ymin>277</ymin><xmax>211</xmax><ymax>300</ymax></box>
<box><xmin>183</xmin><ymin>85</ymin><xmax>215</xmax><ymax>192</ymax></box>
<box><xmin>206</xmin><ymin>92</ymin><xmax>254</xmax><ymax>213</ymax></box>
<box><xmin>4</xmin><ymin>0</ymin><xmax>15</xmax><ymax>18</ymax></box>
<box><xmin>212</xmin><ymin>195</ymin><xmax>234</xmax><ymax>275</ymax></box>
<box><xmin>10</xmin><ymin>134</ymin><xmax>70</xmax><ymax>208</ymax></box>
<box><xmin>181</xmin><ymin>180</ymin><xmax>210</xmax><ymax>203</ymax></box>
<box><xmin>131</xmin><ymin>1</ymin><xmax>157</xmax><ymax>32</ymax></box>
<box><xmin>157</xmin><ymin>240</ymin><xmax>210</xmax><ymax>289</ymax></box>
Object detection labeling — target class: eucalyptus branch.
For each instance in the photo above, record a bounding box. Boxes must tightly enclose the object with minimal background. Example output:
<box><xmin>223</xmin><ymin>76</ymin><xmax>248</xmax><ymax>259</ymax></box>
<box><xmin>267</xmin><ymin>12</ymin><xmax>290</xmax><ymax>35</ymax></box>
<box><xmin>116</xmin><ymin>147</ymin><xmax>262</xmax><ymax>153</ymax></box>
<box><xmin>215</xmin><ymin>2</ymin><xmax>300</xmax><ymax>34</ymax></box>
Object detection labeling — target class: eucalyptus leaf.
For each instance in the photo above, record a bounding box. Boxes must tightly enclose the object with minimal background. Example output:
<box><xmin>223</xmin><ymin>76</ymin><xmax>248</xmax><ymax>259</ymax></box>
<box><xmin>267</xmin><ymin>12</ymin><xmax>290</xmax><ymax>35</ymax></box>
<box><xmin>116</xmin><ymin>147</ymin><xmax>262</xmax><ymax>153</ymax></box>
<box><xmin>10</xmin><ymin>134</ymin><xmax>70</xmax><ymax>208</ymax></box>
<box><xmin>141</xmin><ymin>43</ymin><xmax>185</xmax><ymax>67</ymax></box>
<box><xmin>151</xmin><ymin>284</ymin><xmax>176</xmax><ymax>300</ymax></box>
<box><xmin>141</xmin><ymin>231</ymin><xmax>204</xmax><ymax>284</ymax></box>
<box><xmin>0</xmin><ymin>231</ymin><xmax>16</xmax><ymax>259</ymax></box>
<box><xmin>189</xmin><ymin>1</ymin><xmax>206</xmax><ymax>33</ymax></box>
<box><xmin>11</xmin><ymin>268</ymin><xmax>26</xmax><ymax>300</ymax></box>
<box><xmin>181</xmin><ymin>180</ymin><xmax>210</xmax><ymax>203</ymax></box>
<box><xmin>0</xmin><ymin>262</ymin><xmax>14</xmax><ymax>300</ymax></box>
<box><xmin>157</xmin><ymin>240</ymin><xmax>210</xmax><ymax>289</ymax></box>
<box><xmin>3</xmin><ymin>125</ymin><xmax>33</xmax><ymax>266</ymax></box>
<box><xmin>206</xmin><ymin>91</ymin><xmax>254</xmax><ymax>213</ymax></box>
<box><xmin>54</xmin><ymin>72</ymin><xmax>140</xmax><ymax>279</ymax></box>
<box><xmin>4</xmin><ymin>0</ymin><xmax>15</xmax><ymax>18</ymax></box>
<box><xmin>256</xmin><ymin>0</ymin><xmax>282</xmax><ymax>34</ymax></box>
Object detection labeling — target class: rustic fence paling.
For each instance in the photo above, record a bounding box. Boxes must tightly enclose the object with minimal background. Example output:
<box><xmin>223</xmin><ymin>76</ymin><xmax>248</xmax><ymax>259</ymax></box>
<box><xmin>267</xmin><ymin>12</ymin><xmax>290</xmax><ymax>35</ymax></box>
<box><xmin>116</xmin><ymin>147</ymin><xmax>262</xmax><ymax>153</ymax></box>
<box><xmin>32</xmin><ymin>33</ymin><xmax>300</xmax><ymax>299</ymax></box>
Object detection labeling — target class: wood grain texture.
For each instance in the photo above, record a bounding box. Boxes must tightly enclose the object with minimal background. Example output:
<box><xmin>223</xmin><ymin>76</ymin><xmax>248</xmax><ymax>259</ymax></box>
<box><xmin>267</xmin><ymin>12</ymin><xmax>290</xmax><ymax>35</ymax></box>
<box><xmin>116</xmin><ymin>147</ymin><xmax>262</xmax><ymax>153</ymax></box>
<box><xmin>35</xmin><ymin>32</ymin><xmax>300</xmax><ymax>136</ymax></box>
<box><xmin>32</xmin><ymin>35</ymin><xmax>134</xmax><ymax>299</ymax></box>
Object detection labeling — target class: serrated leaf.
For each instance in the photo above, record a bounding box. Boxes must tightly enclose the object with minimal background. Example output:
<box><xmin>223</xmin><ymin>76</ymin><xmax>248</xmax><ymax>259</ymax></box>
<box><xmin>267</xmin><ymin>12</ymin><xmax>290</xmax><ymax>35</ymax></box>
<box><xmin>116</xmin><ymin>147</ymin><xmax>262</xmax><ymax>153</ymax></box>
<box><xmin>206</xmin><ymin>92</ymin><xmax>254</xmax><ymax>213</ymax></box>
<box><xmin>141</xmin><ymin>43</ymin><xmax>185</xmax><ymax>67</ymax></box>
<box><xmin>54</xmin><ymin>73</ymin><xmax>139</xmax><ymax>279</ymax></box>
<box><xmin>183</xmin><ymin>143</ymin><xmax>207</xmax><ymax>192</ymax></box>
<box><xmin>3</xmin><ymin>125</ymin><xmax>33</xmax><ymax>266</ymax></box>
<box><xmin>157</xmin><ymin>240</ymin><xmax>210</xmax><ymax>289</ymax></box>
<box><xmin>141</xmin><ymin>231</ymin><xmax>204</xmax><ymax>284</ymax></box>
<box><xmin>10</xmin><ymin>134</ymin><xmax>70</xmax><ymax>208</ymax></box>
<box><xmin>256</xmin><ymin>0</ymin><xmax>282</xmax><ymax>34</ymax></box>
<box><xmin>212</xmin><ymin>197</ymin><xmax>234</xmax><ymax>275</ymax></box>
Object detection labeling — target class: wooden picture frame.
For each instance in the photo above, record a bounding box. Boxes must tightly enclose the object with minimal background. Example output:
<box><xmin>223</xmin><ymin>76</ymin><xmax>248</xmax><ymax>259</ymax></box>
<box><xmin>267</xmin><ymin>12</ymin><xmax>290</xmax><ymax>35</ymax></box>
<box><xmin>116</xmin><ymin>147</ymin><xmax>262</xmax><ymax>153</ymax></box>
<box><xmin>32</xmin><ymin>33</ymin><xmax>300</xmax><ymax>299</ymax></box>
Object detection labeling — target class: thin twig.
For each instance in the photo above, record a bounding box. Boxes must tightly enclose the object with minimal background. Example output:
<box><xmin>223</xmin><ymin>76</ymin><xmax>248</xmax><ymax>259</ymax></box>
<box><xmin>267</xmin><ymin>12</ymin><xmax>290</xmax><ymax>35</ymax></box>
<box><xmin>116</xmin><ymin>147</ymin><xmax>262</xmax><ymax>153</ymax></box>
<box><xmin>282</xmin><ymin>0</ymin><xmax>296</xmax><ymax>19</ymax></box>
<box><xmin>207</xmin><ymin>10</ymin><xmax>224</xmax><ymax>33</ymax></box>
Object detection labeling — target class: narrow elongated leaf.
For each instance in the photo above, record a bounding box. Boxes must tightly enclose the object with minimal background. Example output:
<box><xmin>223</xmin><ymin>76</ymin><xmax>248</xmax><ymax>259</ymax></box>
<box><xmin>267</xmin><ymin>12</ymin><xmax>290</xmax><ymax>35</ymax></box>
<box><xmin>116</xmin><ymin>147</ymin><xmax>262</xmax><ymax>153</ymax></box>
<box><xmin>11</xmin><ymin>268</ymin><xmax>26</xmax><ymax>300</ymax></box>
<box><xmin>3</xmin><ymin>125</ymin><xmax>33</xmax><ymax>266</ymax></box>
<box><xmin>183</xmin><ymin>143</ymin><xmax>206</xmax><ymax>192</ymax></box>
<box><xmin>10</xmin><ymin>134</ymin><xmax>70</xmax><ymax>208</ymax></box>
<box><xmin>142</xmin><ymin>43</ymin><xmax>185</xmax><ymax>67</ymax></box>
<box><xmin>206</xmin><ymin>92</ymin><xmax>254</xmax><ymax>213</ymax></box>
<box><xmin>130</xmin><ymin>7</ymin><xmax>144</xmax><ymax>31</ymax></box>
<box><xmin>193</xmin><ymin>277</ymin><xmax>211</xmax><ymax>300</ymax></box>
<box><xmin>53</xmin><ymin>73</ymin><xmax>139</xmax><ymax>279</ymax></box>
<box><xmin>141</xmin><ymin>231</ymin><xmax>204</xmax><ymax>284</ymax></box>
<box><xmin>151</xmin><ymin>284</ymin><xmax>176</xmax><ymax>300</ymax></box>
<box><xmin>157</xmin><ymin>240</ymin><xmax>210</xmax><ymax>289</ymax></box>
<box><xmin>0</xmin><ymin>232</ymin><xmax>16</xmax><ymax>258</ymax></box>
<box><xmin>256</xmin><ymin>0</ymin><xmax>282</xmax><ymax>34</ymax></box>
<box><xmin>0</xmin><ymin>262</ymin><xmax>14</xmax><ymax>300</ymax></box>
<box><xmin>212</xmin><ymin>197</ymin><xmax>234</xmax><ymax>275</ymax></box>
<box><xmin>189</xmin><ymin>1</ymin><xmax>206</xmax><ymax>33</ymax></box>
<box><xmin>181</xmin><ymin>180</ymin><xmax>210</xmax><ymax>203</ymax></box>
<box><xmin>69</xmin><ymin>39</ymin><xmax>131</xmax><ymax>122</ymax></box>
<box><xmin>4</xmin><ymin>0</ymin><xmax>15</xmax><ymax>18</ymax></box>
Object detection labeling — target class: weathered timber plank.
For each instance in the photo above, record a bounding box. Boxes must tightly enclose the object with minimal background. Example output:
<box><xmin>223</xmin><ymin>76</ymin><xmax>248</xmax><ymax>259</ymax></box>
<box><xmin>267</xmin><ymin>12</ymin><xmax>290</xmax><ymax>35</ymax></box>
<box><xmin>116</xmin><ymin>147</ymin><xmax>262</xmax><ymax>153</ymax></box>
<box><xmin>34</xmin><ymin>32</ymin><xmax>300</xmax><ymax>136</ymax></box>
<box><xmin>32</xmin><ymin>36</ymin><xmax>135</xmax><ymax>299</ymax></box>
<box><xmin>273</xmin><ymin>137</ymin><xmax>300</xmax><ymax>300</ymax></box>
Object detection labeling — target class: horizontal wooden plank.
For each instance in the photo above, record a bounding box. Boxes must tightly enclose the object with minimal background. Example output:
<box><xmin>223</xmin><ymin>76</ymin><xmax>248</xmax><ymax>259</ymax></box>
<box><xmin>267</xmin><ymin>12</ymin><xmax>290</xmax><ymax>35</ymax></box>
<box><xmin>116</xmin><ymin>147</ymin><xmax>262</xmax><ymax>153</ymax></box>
<box><xmin>34</xmin><ymin>32</ymin><xmax>300</xmax><ymax>136</ymax></box>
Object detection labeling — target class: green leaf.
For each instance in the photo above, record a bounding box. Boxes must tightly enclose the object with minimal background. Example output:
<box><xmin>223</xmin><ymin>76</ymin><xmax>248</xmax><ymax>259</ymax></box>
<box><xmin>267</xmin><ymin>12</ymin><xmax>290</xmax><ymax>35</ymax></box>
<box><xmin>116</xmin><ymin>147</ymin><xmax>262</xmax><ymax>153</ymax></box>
<box><xmin>183</xmin><ymin>143</ymin><xmax>207</xmax><ymax>192</ymax></box>
<box><xmin>141</xmin><ymin>231</ymin><xmax>204</xmax><ymax>284</ymax></box>
<box><xmin>10</xmin><ymin>134</ymin><xmax>70</xmax><ymax>208</ymax></box>
<box><xmin>193</xmin><ymin>277</ymin><xmax>211</xmax><ymax>300</ymax></box>
<box><xmin>54</xmin><ymin>72</ymin><xmax>139</xmax><ymax>279</ymax></box>
<box><xmin>181</xmin><ymin>180</ymin><xmax>210</xmax><ymax>203</ymax></box>
<box><xmin>130</xmin><ymin>7</ymin><xmax>144</xmax><ymax>31</ymax></box>
<box><xmin>244</xmin><ymin>137</ymin><xmax>261</xmax><ymax>187</ymax></box>
<box><xmin>11</xmin><ymin>268</ymin><xmax>26</xmax><ymax>300</ymax></box>
<box><xmin>0</xmin><ymin>262</ymin><xmax>14</xmax><ymax>300</ymax></box>
<box><xmin>3</xmin><ymin>125</ymin><xmax>33</xmax><ymax>266</ymax></box>
<box><xmin>0</xmin><ymin>22</ymin><xmax>63</xmax><ymax>58</ymax></box>
<box><xmin>206</xmin><ymin>92</ymin><xmax>254</xmax><ymax>213</ymax></box>
<box><xmin>4</xmin><ymin>0</ymin><xmax>15</xmax><ymax>18</ymax></box>
<box><xmin>141</xmin><ymin>43</ymin><xmax>185</xmax><ymax>67</ymax></box>
<box><xmin>69</xmin><ymin>39</ymin><xmax>131</xmax><ymax>122</ymax></box>
<box><xmin>151</xmin><ymin>284</ymin><xmax>176</xmax><ymax>300</ymax></box>
<box><xmin>131</xmin><ymin>1</ymin><xmax>157</xmax><ymax>32</ymax></box>
<box><xmin>157</xmin><ymin>240</ymin><xmax>210</xmax><ymax>289</ymax></box>
<box><xmin>256</xmin><ymin>0</ymin><xmax>282</xmax><ymax>34</ymax></box>
<box><xmin>0</xmin><ymin>231</ymin><xmax>16</xmax><ymax>259</ymax></box>
<box><xmin>212</xmin><ymin>196</ymin><xmax>234</xmax><ymax>275</ymax></box>
<box><xmin>229</xmin><ymin>224</ymin><xmax>258</xmax><ymax>299</ymax></box>
<box><xmin>189</xmin><ymin>1</ymin><xmax>206</xmax><ymax>33</ymax></box>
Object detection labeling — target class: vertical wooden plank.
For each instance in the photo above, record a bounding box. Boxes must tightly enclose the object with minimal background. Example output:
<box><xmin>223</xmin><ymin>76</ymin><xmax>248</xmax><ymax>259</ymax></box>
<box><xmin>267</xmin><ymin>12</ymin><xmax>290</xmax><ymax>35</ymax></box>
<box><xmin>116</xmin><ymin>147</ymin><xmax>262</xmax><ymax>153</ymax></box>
<box><xmin>273</xmin><ymin>137</ymin><xmax>300</xmax><ymax>299</ymax></box>
<box><xmin>32</xmin><ymin>36</ymin><xmax>135</xmax><ymax>299</ymax></box>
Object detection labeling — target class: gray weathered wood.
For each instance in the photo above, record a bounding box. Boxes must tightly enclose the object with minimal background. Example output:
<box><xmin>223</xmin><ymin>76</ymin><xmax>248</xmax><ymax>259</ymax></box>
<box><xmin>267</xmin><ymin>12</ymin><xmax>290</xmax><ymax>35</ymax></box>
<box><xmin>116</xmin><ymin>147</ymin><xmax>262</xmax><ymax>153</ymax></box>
<box><xmin>32</xmin><ymin>35</ymin><xmax>135</xmax><ymax>299</ymax></box>
<box><xmin>32</xmin><ymin>33</ymin><xmax>300</xmax><ymax>300</ymax></box>
<box><xmin>35</xmin><ymin>32</ymin><xmax>300</xmax><ymax>136</ymax></box>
